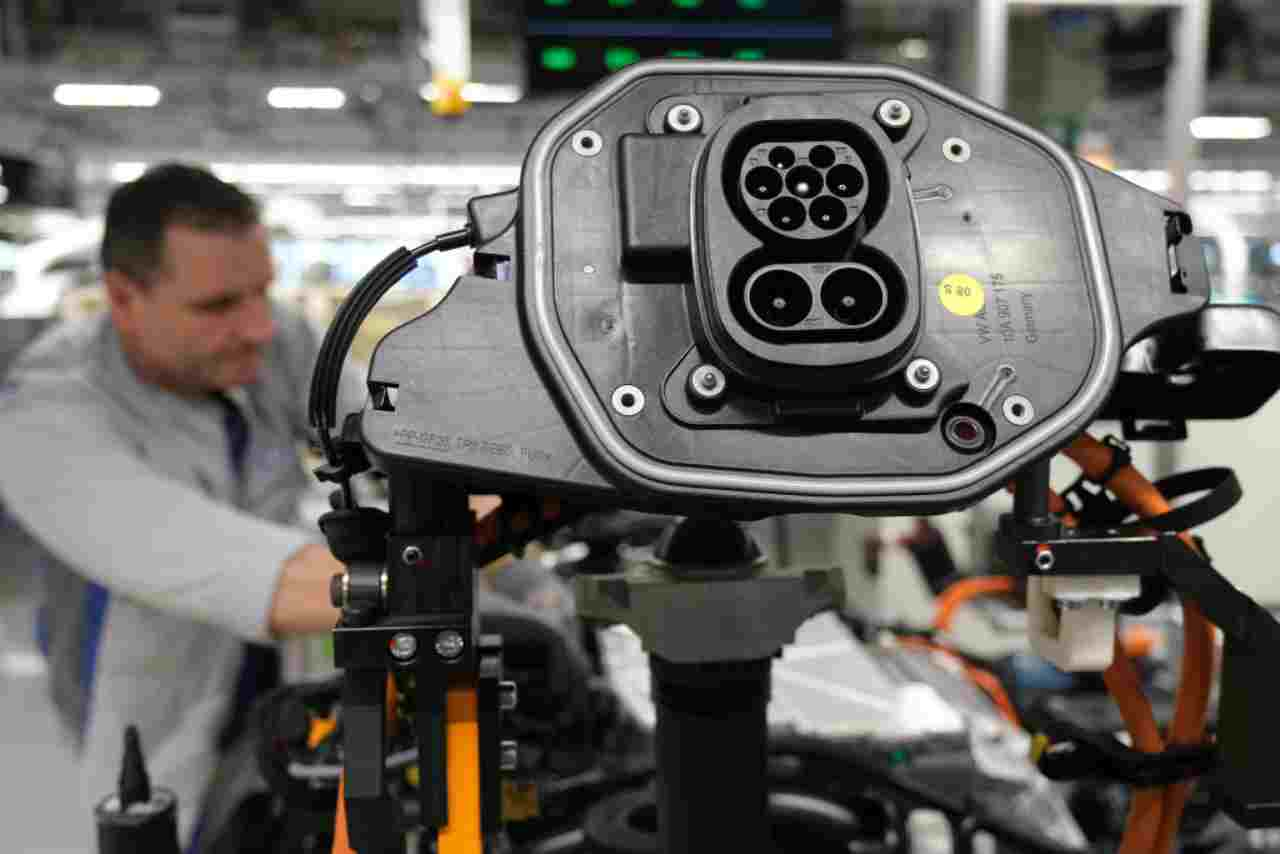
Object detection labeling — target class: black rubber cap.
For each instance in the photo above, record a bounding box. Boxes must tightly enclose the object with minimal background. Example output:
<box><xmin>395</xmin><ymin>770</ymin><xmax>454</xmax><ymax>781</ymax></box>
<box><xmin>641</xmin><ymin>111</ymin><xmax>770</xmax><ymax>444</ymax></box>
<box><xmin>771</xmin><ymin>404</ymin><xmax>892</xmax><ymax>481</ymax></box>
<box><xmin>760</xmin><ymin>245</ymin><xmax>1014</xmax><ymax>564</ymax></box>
<box><xmin>653</xmin><ymin>517</ymin><xmax>762</xmax><ymax>570</ymax></box>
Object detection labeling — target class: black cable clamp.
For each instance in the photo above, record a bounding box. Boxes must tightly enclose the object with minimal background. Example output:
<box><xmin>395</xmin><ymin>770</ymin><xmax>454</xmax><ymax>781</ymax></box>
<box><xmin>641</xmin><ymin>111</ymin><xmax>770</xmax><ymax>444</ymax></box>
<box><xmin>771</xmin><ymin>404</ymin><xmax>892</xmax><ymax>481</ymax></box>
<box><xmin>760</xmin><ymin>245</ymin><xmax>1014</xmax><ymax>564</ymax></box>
<box><xmin>1036</xmin><ymin>732</ymin><xmax>1217</xmax><ymax>787</ymax></box>
<box><xmin>1060</xmin><ymin>435</ymin><xmax>1132</xmax><ymax>526</ymax></box>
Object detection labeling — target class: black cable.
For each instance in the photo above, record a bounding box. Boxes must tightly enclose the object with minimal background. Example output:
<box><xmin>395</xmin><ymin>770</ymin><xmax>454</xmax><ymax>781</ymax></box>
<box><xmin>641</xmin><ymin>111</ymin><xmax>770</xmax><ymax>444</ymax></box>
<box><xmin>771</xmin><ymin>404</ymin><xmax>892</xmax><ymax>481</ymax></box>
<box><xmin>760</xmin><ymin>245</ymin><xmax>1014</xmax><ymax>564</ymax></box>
<box><xmin>307</xmin><ymin>225</ymin><xmax>473</xmax><ymax>468</ymax></box>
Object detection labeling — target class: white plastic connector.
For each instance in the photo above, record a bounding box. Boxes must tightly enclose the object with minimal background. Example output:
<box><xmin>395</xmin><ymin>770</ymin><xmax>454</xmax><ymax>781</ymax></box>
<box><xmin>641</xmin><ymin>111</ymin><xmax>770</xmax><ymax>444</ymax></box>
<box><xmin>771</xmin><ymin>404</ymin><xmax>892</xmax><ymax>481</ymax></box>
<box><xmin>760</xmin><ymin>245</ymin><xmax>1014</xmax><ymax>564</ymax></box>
<box><xmin>1027</xmin><ymin>575</ymin><xmax>1141</xmax><ymax>671</ymax></box>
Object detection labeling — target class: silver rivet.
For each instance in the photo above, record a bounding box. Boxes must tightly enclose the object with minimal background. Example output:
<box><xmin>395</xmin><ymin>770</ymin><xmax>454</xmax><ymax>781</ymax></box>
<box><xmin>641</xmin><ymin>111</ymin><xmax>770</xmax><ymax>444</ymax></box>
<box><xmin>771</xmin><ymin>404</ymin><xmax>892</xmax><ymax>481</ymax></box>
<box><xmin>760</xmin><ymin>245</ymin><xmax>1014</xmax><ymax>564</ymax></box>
<box><xmin>572</xmin><ymin>130</ymin><xmax>603</xmax><ymax>157</ymax></box>
<box><xmin>905</xmin><ymin>357</ymin><xmax>941</xmax><ymax>394</ymax></box>
<box><xmin>687</xmin><ymin>364</ymin><xmax>727</xmax><ymax>404</ymax></box>
<box><xmin>1003</xmin><ymin>394</ymin><xmax>1035</xmax><ymax>426</ymax></box>
<box><xmin>1036</xmin><ymin>549</ymin><xmax>1056</xmax><ymax>571</ymax></box>
<box><xmin>943</xmin><ymin>137</ymin><xmax>971</xmax><ymax>163</ymax></box>
<box><xmin>435</xmin><ymin>630</ymin><xmax>465</xmax><ymax>660</ymax></box>
<box><xmin>665</xmin><ymin>103</ymin><xmax>702</xmax><ymax>133</ymax></box>
<box><xmin>500</xmin><ymin>740</ymin><xmax>519</xmax><ymax>772</ymax></box>
<box><xmin>583</xmin><ymin>264</ymin><xmax>596</xmax><ymax>274</ymax></box>
<box><xmin>498</xmin><ymin>680</ymin><xmax>519</xmax><ymax>712</ymax></box>
<box><xmin>402</xmin><ymin>545</ymin><xmax>423</xmax><ymax>565</ymax></box>
<box><xmin>389</xmin><ymin>633</ymin><xmax>418</xmax><ymax>661</ymax></box>
<box><xmin>877</xmin><ymin>99</ymin><xmax>913</xmax><ymax>131</ymax></box>
<box><xmin>611</xmin><ymin>385</ymin><xmax>645</xmax><ymax>416</ymax></box>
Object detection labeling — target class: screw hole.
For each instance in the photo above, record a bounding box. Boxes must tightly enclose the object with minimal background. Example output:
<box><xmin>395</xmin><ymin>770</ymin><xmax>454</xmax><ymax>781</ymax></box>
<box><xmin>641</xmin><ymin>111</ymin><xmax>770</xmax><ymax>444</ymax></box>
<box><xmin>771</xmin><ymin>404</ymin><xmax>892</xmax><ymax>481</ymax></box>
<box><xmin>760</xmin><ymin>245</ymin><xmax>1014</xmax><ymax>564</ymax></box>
<box><xmin>1011</xmin><ymin>403</ymin><xmax>1025</xmax><ymax>417</ymax></box>
<box><xmin>621</xmin><ymin>393</ymin><xmax>635</xmax><ymax>408</ymax></box>
<box><xmin>950</xmin><ymin>143</ymin><xmax>964</xmax><ymax>156</ymax></box>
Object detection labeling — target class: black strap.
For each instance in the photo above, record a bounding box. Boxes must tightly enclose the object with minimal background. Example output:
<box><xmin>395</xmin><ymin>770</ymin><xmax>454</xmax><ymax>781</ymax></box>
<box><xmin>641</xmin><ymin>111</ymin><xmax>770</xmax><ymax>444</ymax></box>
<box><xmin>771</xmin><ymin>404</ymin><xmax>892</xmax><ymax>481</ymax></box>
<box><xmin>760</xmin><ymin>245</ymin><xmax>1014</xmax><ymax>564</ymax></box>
<box><xmin>1110</xmin><ymin>467</ymin><xmax>1241</xmax><ymax>535</ymax></box>
<box><xmin>1066</xmin><ymin>457</ymin><xmax>1241</xmax><ymax>536</ymax></box>
<box><xmin>1038</xmin><ymin>737</ymin><xmax>1216</xmax><ymax>787</ymax></box>
<box><xmin>1032</xmin><ymin>700</ymin><xmax>1217</xmax><ymax>786</ymax></box>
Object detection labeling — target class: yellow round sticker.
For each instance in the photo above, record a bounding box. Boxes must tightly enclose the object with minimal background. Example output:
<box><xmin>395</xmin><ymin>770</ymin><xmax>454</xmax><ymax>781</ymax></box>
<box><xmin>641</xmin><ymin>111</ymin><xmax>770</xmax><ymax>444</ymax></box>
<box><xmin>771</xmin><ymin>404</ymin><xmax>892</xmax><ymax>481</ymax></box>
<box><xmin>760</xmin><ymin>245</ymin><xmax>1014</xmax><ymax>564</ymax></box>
<box><xmin>938</xmin><ymin>274</ymin><xmax>985</xmax><ymax>316</ymax></box>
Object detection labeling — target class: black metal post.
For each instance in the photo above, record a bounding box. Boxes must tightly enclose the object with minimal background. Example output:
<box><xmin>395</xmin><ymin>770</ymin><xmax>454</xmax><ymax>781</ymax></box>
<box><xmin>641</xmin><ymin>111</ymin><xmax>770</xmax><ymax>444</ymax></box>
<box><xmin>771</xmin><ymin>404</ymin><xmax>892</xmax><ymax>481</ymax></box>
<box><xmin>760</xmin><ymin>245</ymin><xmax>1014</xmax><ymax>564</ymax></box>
<box><xmin>650</xmin><ymin>655</ymin><xmax>773</xmax><ymax>854</ymax></box>
<box><xmin>1013</xmin><ymin>457</ymin><xmax>1053</xmax><ymax>535</ymax></box>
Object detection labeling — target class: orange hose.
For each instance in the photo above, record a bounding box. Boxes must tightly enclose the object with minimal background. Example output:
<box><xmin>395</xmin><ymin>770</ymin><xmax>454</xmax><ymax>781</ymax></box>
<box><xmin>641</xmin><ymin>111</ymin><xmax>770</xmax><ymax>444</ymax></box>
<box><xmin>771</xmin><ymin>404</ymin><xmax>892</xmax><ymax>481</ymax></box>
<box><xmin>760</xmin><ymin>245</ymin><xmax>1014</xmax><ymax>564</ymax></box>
<box><xmin>1062</xmin><ymin>434</ymin><xmax>1217</xmax><ymax>854</ymax></box>
<box><xmin>932</xmin><ymin>576</ymin><xmax>1019</xmax><ymax>633</ymax></box>
<box><xmin>1154</xmin><ymin>599</ymin><xmax>1215</xmax><ymax>853</ymax></box>
<box><xmin>1104</xmin><ymin>636</ymin><xmax>1166</xmax><ymax>854</ymax></box>
<box><xmin>897</xmin><ymin>636</ymin><xmax>1021</xmax><ymax>727</ymax></box>
<box><xmin>332</xmin><ymin>774</ymin><xmax>355</xmax><ymax>854</ymax></box>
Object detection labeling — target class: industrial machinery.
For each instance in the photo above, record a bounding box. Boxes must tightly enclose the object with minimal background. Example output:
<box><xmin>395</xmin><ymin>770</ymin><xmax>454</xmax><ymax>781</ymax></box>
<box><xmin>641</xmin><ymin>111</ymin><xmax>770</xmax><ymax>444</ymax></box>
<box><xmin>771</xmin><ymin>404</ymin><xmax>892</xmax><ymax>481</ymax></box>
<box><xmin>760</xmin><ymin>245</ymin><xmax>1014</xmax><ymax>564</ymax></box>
<box><xmin>297</xmin><ymin>60</ymin><xmax>1280</xmax><ymax>854</ymax></box>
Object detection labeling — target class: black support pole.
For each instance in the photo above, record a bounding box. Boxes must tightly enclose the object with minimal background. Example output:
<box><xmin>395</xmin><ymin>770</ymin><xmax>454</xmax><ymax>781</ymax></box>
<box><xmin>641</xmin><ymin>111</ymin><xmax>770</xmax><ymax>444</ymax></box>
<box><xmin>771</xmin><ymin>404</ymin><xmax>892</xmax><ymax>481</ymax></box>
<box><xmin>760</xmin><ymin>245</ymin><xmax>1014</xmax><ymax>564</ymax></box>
<box><xmin>650</xmin><ymin>655</ymin><xmax>774</xmax><ymax>854</ymax></box>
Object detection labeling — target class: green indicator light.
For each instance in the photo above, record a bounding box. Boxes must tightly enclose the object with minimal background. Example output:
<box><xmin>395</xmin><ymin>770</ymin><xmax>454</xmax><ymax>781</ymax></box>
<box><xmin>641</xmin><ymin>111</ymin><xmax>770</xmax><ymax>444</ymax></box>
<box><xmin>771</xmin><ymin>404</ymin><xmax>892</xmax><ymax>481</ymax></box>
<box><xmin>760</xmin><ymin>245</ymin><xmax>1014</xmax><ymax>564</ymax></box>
<box><xmin>889</xmin><ymin>749</ymin><xmax>909</xmax><ymax>765</ymax></box>
<box><xmin>738</xmin><ymin>0</ymin><xmax>767</xmax><ymax>9</ymax></box>
<box><xmin>605</xmin><ymin>45</ymin><xmax>641</xmax><ymax>72</ymax></box>
<box><xmin>544</xmin><ymin>0</ymin><xmax>570</xmax><ymax>6</ymax></box>
<box><xmin>608</xmin><ymin>0</ymin><xmax>636</xmax><ymax>5</ymax></box>
<box><xmin>668</xmin><ymin>49</ymin><xmax>702</xmax><ymax>58</ymax></box>
<box><xmin>541</xmin><ymin>45</ymin><xmax>578</xmax><ymax>72</ymax></box>
<box><xmin>733</xmin><ymin>48</ymin><xmax>766</xmax><ymax>60</ymax></box>
<box><xmin>672</xmin><ymin>0</ymin><xmax>703</xmax><ymax>8</ymax></box>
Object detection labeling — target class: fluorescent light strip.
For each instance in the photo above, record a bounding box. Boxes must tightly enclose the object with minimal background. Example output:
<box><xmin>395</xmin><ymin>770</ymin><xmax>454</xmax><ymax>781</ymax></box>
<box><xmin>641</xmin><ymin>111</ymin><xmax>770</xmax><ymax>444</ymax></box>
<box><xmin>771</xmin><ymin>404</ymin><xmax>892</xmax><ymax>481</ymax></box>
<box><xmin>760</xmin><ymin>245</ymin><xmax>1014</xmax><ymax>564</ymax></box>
<box><xmin>267</xmin><ymin>86</ymin><xmax>347</xmax><ymax>110</ymax></box>
<box><xmin>1190</xmin><ymin>116</ymin><xmax>1272</xmax><ymax>141</ymax></box>
<box><xmin>1118</xmin><ymin>168</ymin><xmax>1275</xmax><ymax>194</ymax></box>
<box><xmin>53</xmin><ymin>84</ymin><xmax>162</xmax><ymax>107</ymax></box>
<box><xmin>419</xmin><ymin>82</ymin><xmax>524</xmax><ymax>104</ymax></box>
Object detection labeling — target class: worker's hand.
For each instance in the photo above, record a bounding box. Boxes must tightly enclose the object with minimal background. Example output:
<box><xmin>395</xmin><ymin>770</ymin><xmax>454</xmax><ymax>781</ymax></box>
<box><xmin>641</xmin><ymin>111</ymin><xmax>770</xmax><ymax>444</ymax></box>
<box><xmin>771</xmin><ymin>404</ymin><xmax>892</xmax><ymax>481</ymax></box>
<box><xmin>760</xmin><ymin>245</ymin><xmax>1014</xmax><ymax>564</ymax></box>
<box><xmin>270</xmin><ymin>498</ymin><xmax>501</xmax><ymax>638</ymax></box>
<box><xmin>269</xmin><ymin>543</ymin><xmax>342</xmax><ymax>637</ymax></box>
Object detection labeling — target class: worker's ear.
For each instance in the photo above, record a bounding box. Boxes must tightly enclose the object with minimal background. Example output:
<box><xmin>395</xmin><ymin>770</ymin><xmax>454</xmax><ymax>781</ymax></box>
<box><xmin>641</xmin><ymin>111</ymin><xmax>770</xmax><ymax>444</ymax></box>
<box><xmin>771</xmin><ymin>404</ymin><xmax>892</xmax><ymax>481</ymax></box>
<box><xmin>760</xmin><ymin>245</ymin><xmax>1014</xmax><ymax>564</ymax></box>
<box><xmin>103</xmin><ymin>269</ymin><xmax>147</xmax><ymax>333</ymax></box>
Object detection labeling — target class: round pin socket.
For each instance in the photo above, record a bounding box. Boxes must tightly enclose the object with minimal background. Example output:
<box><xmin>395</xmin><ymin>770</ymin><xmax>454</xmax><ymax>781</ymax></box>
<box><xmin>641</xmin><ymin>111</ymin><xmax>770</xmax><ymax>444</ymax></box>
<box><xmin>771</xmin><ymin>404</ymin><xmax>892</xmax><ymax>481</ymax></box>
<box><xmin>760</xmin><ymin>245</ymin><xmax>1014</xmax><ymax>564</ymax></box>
<box><xmin>747</xmin><ymin>269</ymin><xmax>812</xmax><ymax>328</ymax></box>
<box><xmin>826</xmin><ymin>164</ymin><xmax>864</xmax><ymax>198</ymax></box>
<box><xmin>809</xmin><ymin>196</ymin><xmax>847</xmax><ymax>230</ymax></box>
<box><xmin>808</xmin><ymin>144</ymin><xmax>836</xmax><ymax>168</ymax></box>
<box><xmin>785</xmin><ymin>166</ymin><xmax>823</xmax><ymax>199</ymax></box>
<box><xmin>744</xmin><ymin>166</ymin><xmax>783</xmax><ymax>200</ymax></box>
<box><xmin>768</xmin><ymin>146</ymin><xmax>796</xmax><ymax>170</ymax></box>
<box><xmin>819</xmin><ymin>266</ymin><xmax>888</xmax><ymax>328</ymax></box>
<box><xmin>767</xmin><ymin>197</ymin><xmax>806</xmax><ymax>231</ymax></box>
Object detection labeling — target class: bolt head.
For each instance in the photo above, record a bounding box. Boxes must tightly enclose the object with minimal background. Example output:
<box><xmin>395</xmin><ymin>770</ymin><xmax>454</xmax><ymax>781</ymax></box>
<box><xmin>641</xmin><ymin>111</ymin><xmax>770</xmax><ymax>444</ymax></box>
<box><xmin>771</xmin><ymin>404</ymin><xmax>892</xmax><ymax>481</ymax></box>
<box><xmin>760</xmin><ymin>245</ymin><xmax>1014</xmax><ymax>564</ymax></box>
<box><xmin>877</xmin><ymin>99</ymin><xmax>912</xmax><ymax>129</ymax></box>
<box><xmin>435</xmin><ymin>630</ymin><xmax>465</xmax><ymax>660</ymax></box>
<box><xmin>402</xmin><ymin>545</ymin><xmax>424</xmax><ymax>565</ymax></box>
<box><xmin>1035</xmin><ymin>549</ymin><xmax>1056</xmax><ymax>570</ymax></box>
<box><xmin>666</xmin><ymin>103</ymin><xmax>702</xmax><ymax>133</ymax></box>
<box><xmin>498</xmin><ymin>680</ymin><xmax>519</xmax><ymax>712</ymax></box>
<box><xmin>389</xmin><ymin>632</ymin><xmax>418</xmax><ymax>661</ymax></box>
<box><xmin>500</xmin><ymin>740</ymin><xmax>519</xmax><ymax>772</ymax></box>
<box><xmin>687</xmin><ymin>364</ymin><xmax>727</xmax><ymax>403</ymax></box>
<box><xmin>905</xmin><ymin>358</ymin><xmax>941</xmax><ymax>393</ymax></box>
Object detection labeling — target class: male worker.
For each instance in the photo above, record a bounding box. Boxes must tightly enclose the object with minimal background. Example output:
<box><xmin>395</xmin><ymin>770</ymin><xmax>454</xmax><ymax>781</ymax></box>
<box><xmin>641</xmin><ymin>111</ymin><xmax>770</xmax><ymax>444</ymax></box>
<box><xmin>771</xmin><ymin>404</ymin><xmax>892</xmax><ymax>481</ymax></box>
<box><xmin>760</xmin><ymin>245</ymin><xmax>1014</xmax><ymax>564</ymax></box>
<box><xmin>0</xmin><ymin>163</ymin><xmax>365</xmax><ymax>847</ymax></box>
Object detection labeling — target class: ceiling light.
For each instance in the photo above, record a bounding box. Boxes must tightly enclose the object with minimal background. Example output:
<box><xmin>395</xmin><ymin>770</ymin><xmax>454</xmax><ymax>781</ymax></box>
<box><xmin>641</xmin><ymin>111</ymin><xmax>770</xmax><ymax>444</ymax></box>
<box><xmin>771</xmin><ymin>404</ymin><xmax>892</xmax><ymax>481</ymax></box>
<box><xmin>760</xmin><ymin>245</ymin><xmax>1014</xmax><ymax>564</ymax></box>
<box><xmin>1189</xmin><ymin>116</ymin><xmax>1271</xmax><ymax>141</ymax></box>
<box><xmin>267</xmin><ymin>86</ymin><xmax>347</xmax><ymax>110</ymax></box>
<box><xmin>53</xmin><ymin>84</ymin><xmax>162</xmax><ymax>107</ymax></box>
<box><xmin>419</xmin><ymin>82</ymin><xmax>524</xmax><ymax>104</ymax></box>
<box><xmin>111</xmin><ymin>162</ymin><xmax>149</xmax><ymax>182</ymax></box>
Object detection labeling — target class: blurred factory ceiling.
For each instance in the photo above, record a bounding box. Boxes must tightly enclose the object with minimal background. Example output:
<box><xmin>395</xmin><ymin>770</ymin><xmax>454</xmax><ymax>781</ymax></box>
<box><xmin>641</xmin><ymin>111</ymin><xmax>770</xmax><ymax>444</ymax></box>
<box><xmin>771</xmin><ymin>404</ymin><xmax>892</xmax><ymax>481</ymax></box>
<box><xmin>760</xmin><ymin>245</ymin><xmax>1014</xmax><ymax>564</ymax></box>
<box><xmin>0</xmin><ymin>0</ymin><xmax>1278</xmax><ymax>215</ymax></box>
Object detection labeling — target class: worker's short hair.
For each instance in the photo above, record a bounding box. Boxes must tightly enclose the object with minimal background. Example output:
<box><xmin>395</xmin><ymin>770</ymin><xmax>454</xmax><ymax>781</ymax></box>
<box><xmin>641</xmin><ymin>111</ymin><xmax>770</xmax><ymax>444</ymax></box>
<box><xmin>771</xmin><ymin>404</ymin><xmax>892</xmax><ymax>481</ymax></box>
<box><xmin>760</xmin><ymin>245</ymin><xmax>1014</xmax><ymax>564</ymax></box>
<box><xmin>101</xmin><ymin>163</ymin><xmax>260</xmax><ymax>287</ymax></box>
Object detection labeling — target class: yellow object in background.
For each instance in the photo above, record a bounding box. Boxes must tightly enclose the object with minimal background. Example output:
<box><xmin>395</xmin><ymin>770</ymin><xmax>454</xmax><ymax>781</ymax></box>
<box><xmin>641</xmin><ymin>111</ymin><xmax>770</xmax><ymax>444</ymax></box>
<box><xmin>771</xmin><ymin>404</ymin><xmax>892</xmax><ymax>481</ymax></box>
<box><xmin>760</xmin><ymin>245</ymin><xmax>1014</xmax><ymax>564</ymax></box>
<box><xmin>431</xmin><ymin>76</ymin><xmax>470</xmax><ymax>117</ymax></box>
<box><xmin>503</xmin><ymin>780</ymin><xmax>541</xmax><ymax>822</ymax></box>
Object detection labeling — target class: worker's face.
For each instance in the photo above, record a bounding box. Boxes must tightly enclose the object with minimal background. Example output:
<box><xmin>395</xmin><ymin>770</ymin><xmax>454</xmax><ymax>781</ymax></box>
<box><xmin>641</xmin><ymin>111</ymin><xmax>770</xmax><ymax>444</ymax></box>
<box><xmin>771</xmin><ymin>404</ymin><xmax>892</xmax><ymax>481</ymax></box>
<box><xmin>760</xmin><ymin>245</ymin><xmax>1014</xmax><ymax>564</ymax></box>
<box><xmin>108</xmin><ymin>223</ymin><xmax>277</xmax><ymax>394</ymax></box>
